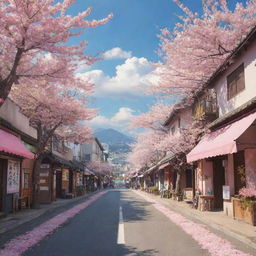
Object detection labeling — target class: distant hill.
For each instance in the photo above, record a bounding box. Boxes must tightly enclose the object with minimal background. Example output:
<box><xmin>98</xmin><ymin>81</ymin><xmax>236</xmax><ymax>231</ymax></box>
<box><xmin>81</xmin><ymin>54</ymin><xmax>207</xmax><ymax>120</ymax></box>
<box><xmin>93</xmin><ymin>128</ymin><xmax>134</xmax><ymax>153</ymax></box>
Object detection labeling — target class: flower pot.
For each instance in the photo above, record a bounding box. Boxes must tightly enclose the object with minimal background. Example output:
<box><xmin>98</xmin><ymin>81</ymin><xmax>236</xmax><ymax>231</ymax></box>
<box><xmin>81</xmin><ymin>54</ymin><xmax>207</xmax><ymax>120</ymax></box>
<box><xmin>233</xmin><ymin>197</ymin><xmax>256</xmax><ymax>226</ymax></box>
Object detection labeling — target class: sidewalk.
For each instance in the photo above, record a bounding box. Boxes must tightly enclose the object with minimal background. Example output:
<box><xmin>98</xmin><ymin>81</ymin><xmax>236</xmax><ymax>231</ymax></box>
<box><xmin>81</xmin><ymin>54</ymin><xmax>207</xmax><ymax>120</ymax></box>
<box><xmin>0</xmin><ymin>191</ymin><xmax>98</xmax><ymax>236</ymax></box>
<box><xmin>138</xmin><ymin>190</ymin><xmax>256</xmax><ymax>250</ymax></box>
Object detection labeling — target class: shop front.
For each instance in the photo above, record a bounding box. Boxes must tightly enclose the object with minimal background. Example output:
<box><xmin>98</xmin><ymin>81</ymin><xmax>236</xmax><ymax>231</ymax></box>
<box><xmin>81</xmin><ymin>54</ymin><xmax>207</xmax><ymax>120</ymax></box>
<box><xmin>187</xmin><ymin>111</ymin><xmax>256</xmax><ymax>214</ymax></box>
<box><xmin>0</xmin><ymin>129</ymin><xmax>34</xmax><ymax>213</ymax></box>
<box><xmin>39</xmin><ymin>153</ymin><xmax>74</xmax><ymax>203</ymax></box>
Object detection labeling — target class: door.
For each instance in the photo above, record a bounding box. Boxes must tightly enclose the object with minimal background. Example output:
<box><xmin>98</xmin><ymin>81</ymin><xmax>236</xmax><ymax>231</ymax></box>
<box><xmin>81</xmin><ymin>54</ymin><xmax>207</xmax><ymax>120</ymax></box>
<box><xmin>69</xmin><ymin>171</ymin><xmax>73</xmax><ymax>193</ymax></box>
<box><xmin>160</xmin><ymin>169</ymin><xmax>164</xmax><ymax>187</ymax></box>
<box><xmin>22</xmin><ymin>169</ymin><xmax>32</xmax><ymax>206</ymax></box>
<box><xmin>233</xmin><ymin>150</ymin><xmax>245</xmax><ymax>194</ymax></box>
<box><xmin>186</xmin><ymin>169</ymin><xmax>193</xmax><ymax>188</ymax></box>
<box><xmin>213</xmin><ymin>158</ymin><xmax>225</xmax><ymax>209</ymax></box>
<box><xmin>0</xmin><ymin>159</ymin><xmax>5</xmax><ymax>211</ymax></box>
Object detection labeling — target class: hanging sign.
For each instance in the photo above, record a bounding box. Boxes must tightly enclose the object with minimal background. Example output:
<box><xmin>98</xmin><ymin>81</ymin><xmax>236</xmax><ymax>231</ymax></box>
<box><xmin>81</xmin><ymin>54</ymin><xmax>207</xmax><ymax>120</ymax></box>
<box><xmin>40</xmin><ymin>164</ymin><xmax>50</xmax><ymax>169</ymax></box>
<box><xmin>7</xmin><ymin>160</ymin><xmax>20</xmax><ymax>194</ymax></box>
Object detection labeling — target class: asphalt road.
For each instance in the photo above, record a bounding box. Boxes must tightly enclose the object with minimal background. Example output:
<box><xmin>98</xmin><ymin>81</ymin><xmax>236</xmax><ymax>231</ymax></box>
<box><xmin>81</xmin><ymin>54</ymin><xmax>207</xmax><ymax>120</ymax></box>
<box><xmin>22</xmin><ymin>189</ymin><xmax>210</xmax><ymax>256</ymax></box>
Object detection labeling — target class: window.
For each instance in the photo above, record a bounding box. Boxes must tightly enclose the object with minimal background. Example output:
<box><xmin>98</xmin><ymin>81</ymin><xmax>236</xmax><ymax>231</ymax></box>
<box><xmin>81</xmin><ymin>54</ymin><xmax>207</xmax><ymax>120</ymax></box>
<box><xmin>52</xmin><ymin>136</ymin><xmax>63</xmax><ymax>153</ymax></box>
<box><xmin>227</xmin><ymin>63</ymin><xmax>245</xmax><ymax>100</ymax></box>
<box><xmin>84</xmin><ymin>154</ymin><xmax>91</xmax><ymax>161</ymax></box>
<box><xmin>171</xmin><ymin>125</ymin><xmax>175</xmax><ymax>135</ymax></box>
<box><xmin>23</xmin><ymin>173</ymin><xmax>29</xmax><ymax>189</ymax></box>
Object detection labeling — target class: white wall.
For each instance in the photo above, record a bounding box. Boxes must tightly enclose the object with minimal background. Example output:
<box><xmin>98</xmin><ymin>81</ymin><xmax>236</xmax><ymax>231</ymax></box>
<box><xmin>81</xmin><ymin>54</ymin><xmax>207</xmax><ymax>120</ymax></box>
<box><xmin>214</xmin><ymin>40</ymin><xmax>256</xmax><ymax>117</ymax></box>
<box><xmin>0</xmin><ymin>98</ymin><xmax>37</xmax><ymax>139</ymax></box>
<box><xmin>167</xmin><ymin>108</ymin><xmax>193</xmax><ymax>135</ymax></box>
<box><xmin>68</xmin><ymin>142</ymin><xmax>81</xmax><ymax>161</ymax></box>
<box><xmin>81</xmin><ymin>138</ymin><xmax>104</xmax><ymax>162</ymax></box>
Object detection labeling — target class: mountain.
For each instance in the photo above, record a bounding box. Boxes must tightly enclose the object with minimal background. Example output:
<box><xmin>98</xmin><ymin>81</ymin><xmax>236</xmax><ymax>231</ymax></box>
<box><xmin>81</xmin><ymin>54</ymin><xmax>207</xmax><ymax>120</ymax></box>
<box><xmin>93</xmin><ymin>128</ymin><xmax>134</xmax><ymax>153</ymax></box>
<box><xmin>94</xmin><ymin>128</ymin><xmax>134</xmax><ymax>144</ymax></box>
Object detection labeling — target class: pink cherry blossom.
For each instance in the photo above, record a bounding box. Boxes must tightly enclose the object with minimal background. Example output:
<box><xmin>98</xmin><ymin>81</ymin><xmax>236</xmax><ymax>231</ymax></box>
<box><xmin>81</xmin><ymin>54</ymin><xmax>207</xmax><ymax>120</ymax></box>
<box><xmin>148</xmin><ymin>0</ymin><xmax>256</xmax><ymax>97</ymax></box>
<box><xmin>86</xmin><ymin>161</ymin><xmax>113</xmax><ymax>176</ymax></box>
<box><xmin>239</xmin><ymin>187</ymin><xmax>256</xmax><ymax>198</ymax></box>
<box><xmin>0</xmin><ymin>0</ymin><xmax>112</xmax><ymax>105</ymax></box>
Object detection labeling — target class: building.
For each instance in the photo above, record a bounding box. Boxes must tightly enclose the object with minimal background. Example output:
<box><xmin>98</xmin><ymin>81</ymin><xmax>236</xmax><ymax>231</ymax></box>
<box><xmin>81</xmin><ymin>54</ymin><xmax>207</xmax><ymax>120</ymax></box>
<box><xmin>81</xmin><ymin>137</ymin><xmax>104</xmax><ymax>162</ymax></box>
<box><xmin>0</xmin><ymin>98</ymin><xmax>35</xmax><ymax>213</ymax></box>
<box><xmin>187</xmin><ymin>25</ymin><xmax>256</xmax><ymax>215</ymax></box>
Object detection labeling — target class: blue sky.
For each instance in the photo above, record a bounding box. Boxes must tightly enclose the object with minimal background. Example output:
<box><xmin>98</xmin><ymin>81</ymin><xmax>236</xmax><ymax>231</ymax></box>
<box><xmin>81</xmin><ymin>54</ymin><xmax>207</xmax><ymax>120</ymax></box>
<box><xmin>67</xmin><ymin>0</ymin><xmax>246</xmax><ymax>135</ymax></box>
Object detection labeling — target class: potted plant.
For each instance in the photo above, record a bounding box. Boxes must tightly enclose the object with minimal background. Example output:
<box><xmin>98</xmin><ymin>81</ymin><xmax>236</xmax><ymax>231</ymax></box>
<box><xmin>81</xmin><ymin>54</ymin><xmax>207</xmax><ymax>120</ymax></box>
<box><xmin>149</xmin><ymin>186</ymin><xmax>159</xmax><ymax>195</ymax></box>
<box><xmin>233</xmin><ymin>187</ymin><xmax>256</xmax><ymax>226</ymax></box>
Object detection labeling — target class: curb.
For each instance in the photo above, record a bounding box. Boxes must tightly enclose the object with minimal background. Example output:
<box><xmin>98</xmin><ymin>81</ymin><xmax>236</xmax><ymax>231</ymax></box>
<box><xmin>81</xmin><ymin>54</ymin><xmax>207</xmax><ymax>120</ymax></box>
<box><xmin>0</xmin><ymin>190</ymin><xmax>100</xmax><ymax>237</ymax></box>
<box><xmin>138</xmin><ymin>191</ymin><xmax>256</xmax><ymax>250</ymax></box>
<box><xmin>184</xmin><ymin>206</ymin><xmax>256</xmax><ymax>250</ymax></box>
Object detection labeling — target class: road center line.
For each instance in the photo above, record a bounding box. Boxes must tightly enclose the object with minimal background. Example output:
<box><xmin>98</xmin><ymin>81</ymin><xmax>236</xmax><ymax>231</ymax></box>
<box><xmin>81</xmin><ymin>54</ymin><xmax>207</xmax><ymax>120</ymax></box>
<box><xmin>117</xmin><ymin>206</ymin><xmax>125</xmax><ymax>244</ymax></box>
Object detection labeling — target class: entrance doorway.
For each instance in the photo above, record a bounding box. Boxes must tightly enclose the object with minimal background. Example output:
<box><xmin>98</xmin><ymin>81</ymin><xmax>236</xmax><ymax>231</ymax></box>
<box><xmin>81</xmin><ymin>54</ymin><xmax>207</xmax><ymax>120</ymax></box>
<box><xmin>0</xmin><ymin>159</ymin><xmax>4</xmax><ymax>211</ymax></box>
<box><xmin>213</xmin><ymin>157</ymin><xmax>225</xmax><ymax>209</ymax></box>
<box><xmin>56</xmin><ymin>170</ymin><xmax>62</xmax><ymax>198</ymax></box>
<box><xmin>186</xmin><ymin>169</ymin><xmax>193</xmax><ymax>188</ymax></box>
<box><xmin>233</xmin><ymin>150</ymin><xmax>245</xmax><ymax>194</ymax></box>
<box><xmin>69</xmin><ymin>171</ymin><xmax>73</xmax><ymax>193</ymax></box>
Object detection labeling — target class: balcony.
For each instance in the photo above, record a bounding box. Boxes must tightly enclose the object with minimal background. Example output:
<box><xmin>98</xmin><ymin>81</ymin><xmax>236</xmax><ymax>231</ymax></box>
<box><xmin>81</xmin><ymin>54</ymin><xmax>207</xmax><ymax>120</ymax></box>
<box><xmin>193</xmin><ymin>90</ymin><xmax>218</xmax><ymax>121</ymax></box>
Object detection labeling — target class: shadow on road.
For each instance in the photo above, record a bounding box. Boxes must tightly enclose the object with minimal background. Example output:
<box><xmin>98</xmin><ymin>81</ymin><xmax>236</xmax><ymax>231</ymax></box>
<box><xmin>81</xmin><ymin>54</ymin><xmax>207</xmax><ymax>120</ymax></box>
<box><xmin>110</xmin><ymin>245</ymin><xmax>158</xmax><ymax>256</ymax></box>
<box><xmin>120</xmin><ymin>190</ymin><xmax>152</xmax><ymax>223</ymax></box>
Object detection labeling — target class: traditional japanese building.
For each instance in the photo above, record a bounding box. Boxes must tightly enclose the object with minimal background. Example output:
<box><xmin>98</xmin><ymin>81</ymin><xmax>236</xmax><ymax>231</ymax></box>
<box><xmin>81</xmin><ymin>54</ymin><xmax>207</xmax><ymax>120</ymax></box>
<box><xmin>0</xmin><ymin>99</ymin><xmax>35</xmax><ymax>213</ymax></box>
<box><xmin>187</xmin><ymin>25</ymin><xmax>256</xmax><ymax>216</ymax></box>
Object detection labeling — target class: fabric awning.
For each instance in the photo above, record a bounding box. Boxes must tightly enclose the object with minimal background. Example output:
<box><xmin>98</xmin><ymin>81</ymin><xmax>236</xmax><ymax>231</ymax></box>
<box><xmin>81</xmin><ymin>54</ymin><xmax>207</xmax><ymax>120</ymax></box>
<box><xmin>0</xmin><ymin>129</ymin><xmax>34</xmax><ymax>159</ymax></box>
<box><xmin>187</xmin><ymin>111</ymin><xmax>256</xmax><ymax>163</ymax></box>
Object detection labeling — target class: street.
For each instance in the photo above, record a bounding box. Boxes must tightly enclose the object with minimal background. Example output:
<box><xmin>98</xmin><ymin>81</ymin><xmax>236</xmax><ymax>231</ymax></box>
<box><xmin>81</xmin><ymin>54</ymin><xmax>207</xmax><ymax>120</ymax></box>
<box><xmin>0</xmin><ymin>1</ymin><xmax>256</xmax><ymax>255</ymax></box>
<box><xmin>1</xmin><ymin>189</ymin><xmax>255</xmax><ymax>256</ymax></box>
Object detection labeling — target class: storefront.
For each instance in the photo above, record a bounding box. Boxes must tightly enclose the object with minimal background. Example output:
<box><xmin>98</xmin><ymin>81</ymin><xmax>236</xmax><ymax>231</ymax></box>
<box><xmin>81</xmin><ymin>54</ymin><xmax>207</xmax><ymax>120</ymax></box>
<box><xmin>187</xmin><ymin>111</ymin><xmax>256</xmax><ymax>212</ymax></box>
<box><xmin>39</xmin><ymin>153</ymin><xmax>74</xmax><ymax>203</ymax></box>
<box><xmin>0</xmin><ymin>129</ymin><xmax>34</xmax><ymax>213</ymax></box>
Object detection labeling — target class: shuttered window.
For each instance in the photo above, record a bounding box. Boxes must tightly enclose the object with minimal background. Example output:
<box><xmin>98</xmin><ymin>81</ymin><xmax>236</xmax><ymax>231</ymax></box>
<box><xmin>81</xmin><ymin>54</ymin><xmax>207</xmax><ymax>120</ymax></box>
<box><xmin>227</xmin><ymin>63</ymin><xmax>245</xmax><ymax>100</ymax></box>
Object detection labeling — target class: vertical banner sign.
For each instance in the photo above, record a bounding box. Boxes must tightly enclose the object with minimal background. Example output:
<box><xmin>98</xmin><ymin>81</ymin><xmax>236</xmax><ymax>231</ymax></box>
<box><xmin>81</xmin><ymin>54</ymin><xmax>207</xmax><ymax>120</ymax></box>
<box><xmin>62</xmin><ymin>169</ymin><xmax>69</xmax><ymax>181</ymax></box>
<box><xmin>7</xmin><ymin>160</ymin><xmax>20</xmax><ymax>194</ymax></box>
<box><xmin>223</xmin><ymin>185</ymin><xmax>230</xmax><ymax>200</ymax></box>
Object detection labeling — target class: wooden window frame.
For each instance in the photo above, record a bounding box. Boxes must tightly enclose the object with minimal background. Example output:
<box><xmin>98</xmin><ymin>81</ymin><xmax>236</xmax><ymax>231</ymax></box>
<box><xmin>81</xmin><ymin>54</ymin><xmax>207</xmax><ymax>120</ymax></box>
<box><xmin>227</xmin><ymin>63</ymin><xmax>245</xmax><ymax>100</ymax></box>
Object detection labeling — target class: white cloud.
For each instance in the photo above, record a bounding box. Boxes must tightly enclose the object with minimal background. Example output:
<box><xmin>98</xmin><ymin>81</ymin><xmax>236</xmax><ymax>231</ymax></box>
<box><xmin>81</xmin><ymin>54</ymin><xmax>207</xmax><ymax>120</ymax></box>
<box><xmin>78</xmin><ymin>57</ymin><xmax>155</xmax><ymax>98</ymax></box>
<box><xmin>111</xmin><ymin>107</ymin><xmax>135</xmax><ymax>123</ymax></box>
<box><xmin>102</xmin><ymin>47</ymin><xmax>132</xmax><ymax>60</ymax></box>
<box><xmin>90</xmin><ymin>115</ymin><xmax>110</xmax><ymax>127</ymax></box>
<box><xmin>75</xmin><ymin>60</ymin><xmax>91</xmax><ymax>73</ymax></box>
<box><xmin>90</xmin><ymin>107</ymin><xmax>135</xmax><ymax>128</ymax></box>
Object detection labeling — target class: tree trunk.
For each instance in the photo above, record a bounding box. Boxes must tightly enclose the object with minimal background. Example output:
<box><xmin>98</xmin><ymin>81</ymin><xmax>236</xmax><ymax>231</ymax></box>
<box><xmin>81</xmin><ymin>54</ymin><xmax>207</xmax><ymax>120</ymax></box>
<box><xmin>0</xmin><ymin>47</ymin><xmax>24</xmax><ymax>107</ymax></box>
<box><xmin>175</xmin><ymin>170</ymin><xmax>181</xmax><ymax>194</ymax></box>
<box><xmin>31</xmin><ymin>154</ymin><xmax>44</xmax><ymax>209</ymax></box>
<box><xmin>0</xmin><ymin>81</ymin><xmax>12</xmax><ymax>107</ymax></box>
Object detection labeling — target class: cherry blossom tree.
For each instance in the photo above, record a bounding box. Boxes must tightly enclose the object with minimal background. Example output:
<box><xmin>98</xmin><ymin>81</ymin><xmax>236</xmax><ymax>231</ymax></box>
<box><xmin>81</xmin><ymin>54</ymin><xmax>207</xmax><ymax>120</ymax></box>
<box><xmin>149</xmin><ymin>0</ymin><xmax>256</xmax><ymax>97</ymax></box>
<box><xmin>130</xmin><ymin>102</ymin><xmax>173</xmax><ymax>132</ymax></box>
<box><xmin>11</xmin><ymin>81</ymin><xmax>95</xmax><ymax>207</ymax></box>
<box><xmin>0</xmin><ymin>0</ymin><xmax>112</xmax><ymax>105</ymax></box>
<box><xmin>86</xmin><ymin>161</ymin><xmax>113</xmax><ymax>176</ymax></box>
<box><xmin>127</xmin><ymin>130</ymin><xmax>165</xmax><ymax>171</ymax></box>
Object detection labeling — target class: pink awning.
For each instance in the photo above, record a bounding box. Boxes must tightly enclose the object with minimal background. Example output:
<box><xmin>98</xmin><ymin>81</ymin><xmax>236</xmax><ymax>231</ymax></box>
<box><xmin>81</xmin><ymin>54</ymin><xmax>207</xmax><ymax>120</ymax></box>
<box><xmin>187</xmin><ymin>112</ymin><xmax>256</xmax><ymax>163</ymax></box>
<box><xmin>0</xmin><ymin>129</ymin><xmax>34</xmax><ymax>159</ymax></box>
